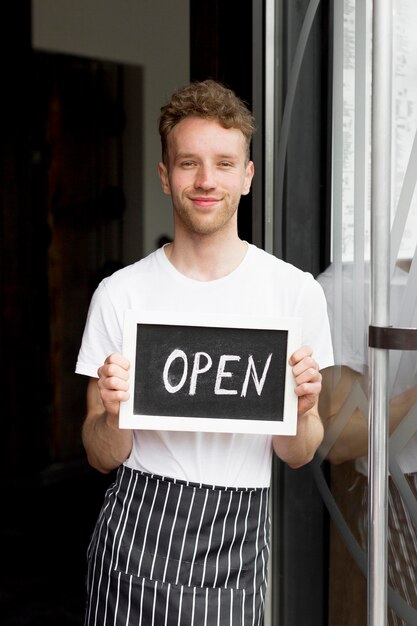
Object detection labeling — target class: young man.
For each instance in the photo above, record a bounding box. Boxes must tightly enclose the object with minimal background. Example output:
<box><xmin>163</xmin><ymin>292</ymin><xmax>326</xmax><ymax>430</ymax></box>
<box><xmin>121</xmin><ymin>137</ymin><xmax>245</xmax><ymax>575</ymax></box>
<box><xmin>76</xmin><ymin>80</ymin><xmax>334</xmax><ymax>626</ymax></box>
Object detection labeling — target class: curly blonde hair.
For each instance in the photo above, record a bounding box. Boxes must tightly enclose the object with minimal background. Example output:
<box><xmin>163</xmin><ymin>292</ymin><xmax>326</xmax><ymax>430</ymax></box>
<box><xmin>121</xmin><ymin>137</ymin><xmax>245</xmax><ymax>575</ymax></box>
<box><xmin>159</xmin><ymin>79</ymin><xmax>256</xmax><ymax>164</ymax></box>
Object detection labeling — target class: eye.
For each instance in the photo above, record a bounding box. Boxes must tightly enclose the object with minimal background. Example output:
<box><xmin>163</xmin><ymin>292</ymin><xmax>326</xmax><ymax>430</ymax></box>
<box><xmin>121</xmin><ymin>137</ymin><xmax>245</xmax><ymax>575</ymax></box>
<box><xmin>180</xmin><ymin>160</ymin><xmax>195</xmax><ymax>168</ymax></box>
<box><xmin>219</xmin><ymin>161</ymin><xmax>233</xmax><ymax>168</ymax></box>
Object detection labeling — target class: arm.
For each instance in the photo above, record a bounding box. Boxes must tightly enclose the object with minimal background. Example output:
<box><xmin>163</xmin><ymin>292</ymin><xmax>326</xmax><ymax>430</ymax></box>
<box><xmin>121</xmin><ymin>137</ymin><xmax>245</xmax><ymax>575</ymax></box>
<box><xmin>82</xmin><ymin>352</ymin><xmax>133</xmax><ymax>474</ymax></box>
<box><xmin>272</xmin><ymin>346</ymin><xmax>324</xmax><ymax>469</ymax></box>
<box><xmin>319</xmin><ymin>365</ymin><xmax>417</xmax><ymax>465</ymax></box>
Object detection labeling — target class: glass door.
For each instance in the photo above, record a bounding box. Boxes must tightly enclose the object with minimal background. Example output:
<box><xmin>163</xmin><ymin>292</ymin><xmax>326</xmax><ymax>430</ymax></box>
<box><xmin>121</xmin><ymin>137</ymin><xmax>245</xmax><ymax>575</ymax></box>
<box><xmin>261</xmin><ymin>1</ymin><xmax>417</xmax><ymax>624</ymax></box>
<box><xmin>313</xmin><ymin>1</ymin><xmax>417</xmax><ymax>624</ymax></box>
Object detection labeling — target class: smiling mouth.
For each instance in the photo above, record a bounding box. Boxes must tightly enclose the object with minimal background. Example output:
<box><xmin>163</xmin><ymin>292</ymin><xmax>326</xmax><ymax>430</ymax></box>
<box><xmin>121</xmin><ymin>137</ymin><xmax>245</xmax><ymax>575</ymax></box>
<box><xmin>190</xmin><ymin>196</ymin><xmax>222</xmax><ymax>207</ymax></box>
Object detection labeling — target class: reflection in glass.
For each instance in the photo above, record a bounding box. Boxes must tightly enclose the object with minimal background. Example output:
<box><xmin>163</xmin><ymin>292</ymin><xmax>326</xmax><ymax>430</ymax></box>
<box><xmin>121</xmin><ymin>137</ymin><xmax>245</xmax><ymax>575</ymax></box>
<box><xmin>314</xmin><ymin>1</ymin><xmax>417</xmax><ymax>624</ymax></box>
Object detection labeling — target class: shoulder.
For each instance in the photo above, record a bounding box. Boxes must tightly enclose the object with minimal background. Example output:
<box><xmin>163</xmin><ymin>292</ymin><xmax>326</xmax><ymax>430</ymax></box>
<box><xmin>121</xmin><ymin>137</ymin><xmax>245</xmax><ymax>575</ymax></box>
<box><xmin>100</xmin><ymin>248</ymin><xmax>162</xmax><ymax>293</ymax></box>
<box><xmin>248</xmin><ymin>245</ymin><xmax>318</xmax><ymax>284</ymax></box>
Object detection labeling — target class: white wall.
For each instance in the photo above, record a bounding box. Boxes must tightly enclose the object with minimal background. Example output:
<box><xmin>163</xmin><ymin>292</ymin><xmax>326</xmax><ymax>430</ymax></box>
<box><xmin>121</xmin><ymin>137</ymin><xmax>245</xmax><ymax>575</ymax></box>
<box><xmin>32</xmin><ymin>0</ymin><xmax>189</xmax><ymax>259</ymax></box>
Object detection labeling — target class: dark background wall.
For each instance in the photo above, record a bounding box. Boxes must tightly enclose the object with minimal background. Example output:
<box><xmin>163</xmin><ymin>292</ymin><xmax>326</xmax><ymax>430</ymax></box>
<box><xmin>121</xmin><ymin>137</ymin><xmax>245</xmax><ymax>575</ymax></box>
<box><xmin>1</xmin><ymin>5</ymin><xmax>125</xmax><ymax>624</ymax></box>
<box><xmin>0</xmin><ymin>2</ymin><xmax>333</xmax><ymax>624</ymax></box>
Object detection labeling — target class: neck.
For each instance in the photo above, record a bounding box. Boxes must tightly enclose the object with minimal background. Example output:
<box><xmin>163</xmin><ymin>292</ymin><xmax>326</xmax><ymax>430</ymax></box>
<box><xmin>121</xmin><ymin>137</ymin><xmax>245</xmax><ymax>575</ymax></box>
<box><xmin>164</xmin><ymin>233</ymin><xmax>248</xmax><ymax>281</ymax></box>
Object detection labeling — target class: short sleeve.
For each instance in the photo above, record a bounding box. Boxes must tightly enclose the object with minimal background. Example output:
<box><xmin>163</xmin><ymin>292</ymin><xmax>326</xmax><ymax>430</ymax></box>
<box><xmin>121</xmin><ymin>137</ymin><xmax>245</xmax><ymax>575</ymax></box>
<box><xmin>75</xmin><ymin>280</ymin><xmax>124</xmax><ymax>378</ymax></box>
<box><xmin>300</xmin><ymin>275</ymin><xmax>334</xmax><ymax>371</ymax></box>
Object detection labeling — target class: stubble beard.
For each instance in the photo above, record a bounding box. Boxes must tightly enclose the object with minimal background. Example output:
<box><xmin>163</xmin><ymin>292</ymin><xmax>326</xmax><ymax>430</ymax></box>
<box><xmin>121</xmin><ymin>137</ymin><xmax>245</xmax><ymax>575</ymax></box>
<box><xmin>173</xmin><ymin>195</ymin><xmax>239</xmax><ymax>237</ymax></box>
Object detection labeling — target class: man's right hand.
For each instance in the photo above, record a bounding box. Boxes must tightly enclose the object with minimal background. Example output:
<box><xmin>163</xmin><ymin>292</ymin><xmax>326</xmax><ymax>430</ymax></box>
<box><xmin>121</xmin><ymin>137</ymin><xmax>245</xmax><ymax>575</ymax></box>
<box><xmin>82</xmin><ymin>353</ymin><xmax>132</xmax><ymax>473</ymax></box>
<box><xmin>97</xmin><ymin>352</ymin><xmax>130</xmax><ymax>418</ymax></box>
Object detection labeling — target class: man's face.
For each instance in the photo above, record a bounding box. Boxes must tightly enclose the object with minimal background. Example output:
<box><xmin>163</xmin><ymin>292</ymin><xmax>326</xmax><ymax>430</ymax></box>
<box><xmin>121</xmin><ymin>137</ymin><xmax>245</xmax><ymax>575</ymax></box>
<box><xmin>158</xmin><ymin>117</ymin><xmax>254</xmax><ymax>237</ymax></box>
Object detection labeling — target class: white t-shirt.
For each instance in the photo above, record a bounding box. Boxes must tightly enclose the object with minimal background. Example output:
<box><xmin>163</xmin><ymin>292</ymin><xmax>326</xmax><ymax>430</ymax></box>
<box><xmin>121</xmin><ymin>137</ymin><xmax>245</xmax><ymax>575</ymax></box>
<box><xmin>76</xmin><ymin>244</ymin><xmax>334</xmax><ymax>487</ymax></box>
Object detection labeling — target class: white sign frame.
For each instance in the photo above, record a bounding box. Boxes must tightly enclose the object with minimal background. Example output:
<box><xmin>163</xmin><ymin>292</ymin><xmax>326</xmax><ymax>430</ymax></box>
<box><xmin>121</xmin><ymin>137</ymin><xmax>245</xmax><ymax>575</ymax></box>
<box><xmin>120</xmin><ymin>310</ymin><xmax>301</xmax><ymax>435</ymax></box>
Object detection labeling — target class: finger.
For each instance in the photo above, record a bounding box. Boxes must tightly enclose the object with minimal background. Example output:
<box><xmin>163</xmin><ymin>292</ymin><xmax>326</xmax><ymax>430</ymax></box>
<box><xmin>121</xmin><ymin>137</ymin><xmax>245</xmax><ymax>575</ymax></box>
<box><xmin>289</xmin><ymin>345</ymin><xmax>313</xmax><ymax>366</ymax></box>
<box><xmin>104</xmin><ymin>352</ymin><xmax>130</xmax><ymax>370</ymax></box>
<box><xmin>98</xmin><ymin>362</ymin><xmax>130</xmax><ymax>382</ymax></box>
<box><xmin>294</xmin><ymin>367</ymin><xmax>322</xmax><ymax>386</ymax></box>
<box><xmin>292</xmin><ymin>356</ymin><xmax>319</xmax><ymax>379</ymax></box>
<box><xmin>98</xmin><ymin>374</ymin><xmax>130</xmax><ymax>392</ymax></box>
<box><xmin>98</xmin><ymin>353</ymin><xmax>130</xmax><ymax>381</ymax></box>
<box><xmin>294</xmin><ymin>380</ymin><xmax>322</xmax><ymax>398</ymax></box>
<box><xmin>100</xmin><ymin>386</ymin><xmax>130</xmax><ymax>404</ymax></box>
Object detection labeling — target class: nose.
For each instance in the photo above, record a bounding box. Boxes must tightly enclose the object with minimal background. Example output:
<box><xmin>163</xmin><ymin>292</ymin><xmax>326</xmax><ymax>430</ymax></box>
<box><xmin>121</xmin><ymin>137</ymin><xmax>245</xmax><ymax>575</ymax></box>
<box><xmin>194</xmin><ymin>164</ymin><xmax>216</xmax><ymax>190</ymax></box>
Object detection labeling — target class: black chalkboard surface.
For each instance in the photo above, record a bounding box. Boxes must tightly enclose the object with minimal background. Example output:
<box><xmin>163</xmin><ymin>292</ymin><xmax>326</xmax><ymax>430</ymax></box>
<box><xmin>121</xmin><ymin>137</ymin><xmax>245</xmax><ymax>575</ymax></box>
<box><xmin>120</xmin><ymin>310</ymin><xmax>301</xmax><ymax>435</ymax></box>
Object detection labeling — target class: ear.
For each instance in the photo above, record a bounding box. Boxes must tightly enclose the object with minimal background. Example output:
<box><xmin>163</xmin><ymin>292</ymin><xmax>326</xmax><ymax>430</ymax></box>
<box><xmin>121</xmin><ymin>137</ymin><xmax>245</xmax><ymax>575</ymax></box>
<box><xmin>242</xmin><ymin>161</ymin><xmax>255</xmax><ymax>196</ymax></box>
<box><xmin>158</xmin><ymin>162</ymin><xmax>171</xmax><ymax>195</ymax></box>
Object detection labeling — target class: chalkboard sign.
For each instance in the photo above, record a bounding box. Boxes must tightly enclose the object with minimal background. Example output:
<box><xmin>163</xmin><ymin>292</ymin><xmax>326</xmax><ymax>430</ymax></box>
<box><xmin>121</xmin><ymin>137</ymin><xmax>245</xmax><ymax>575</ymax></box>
<box><xmin>119</xmin><ymin>310</ymin><xmax>301</xmax><ymax>435</ymax></box>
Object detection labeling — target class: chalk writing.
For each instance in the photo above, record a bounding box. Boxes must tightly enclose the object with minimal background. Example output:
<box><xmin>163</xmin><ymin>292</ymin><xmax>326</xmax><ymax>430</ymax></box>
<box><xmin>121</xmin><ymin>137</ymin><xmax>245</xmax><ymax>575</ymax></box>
<box><xmin>162</xmin><ymin>350</ymin><xmax>273</xmax><ymax>397</ymax></box>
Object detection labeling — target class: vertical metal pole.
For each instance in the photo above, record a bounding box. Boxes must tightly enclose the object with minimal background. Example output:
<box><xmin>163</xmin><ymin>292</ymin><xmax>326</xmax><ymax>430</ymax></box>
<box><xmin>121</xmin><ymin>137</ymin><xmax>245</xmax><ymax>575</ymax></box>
<box><xmin>264</xmin><ymin>0</ymin><xmax>276</xmax><ymax>256</ymax></box>
<box><xmin>264</xmin><ymin>4</ymin><xmax>276</xmax><ymax>624</ymax></box>
<box><xmin>369</xmin><ymin>0</ymin><xmax>392</xmax><ymax>624</ymax></box>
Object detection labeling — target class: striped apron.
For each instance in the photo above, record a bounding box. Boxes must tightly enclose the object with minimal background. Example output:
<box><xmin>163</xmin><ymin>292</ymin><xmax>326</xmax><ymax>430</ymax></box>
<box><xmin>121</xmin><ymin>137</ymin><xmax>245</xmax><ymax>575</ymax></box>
<box><xmin>85</xmin><ymin>465</ymin><xmax>270</xmax><ymax>626</ymax></box>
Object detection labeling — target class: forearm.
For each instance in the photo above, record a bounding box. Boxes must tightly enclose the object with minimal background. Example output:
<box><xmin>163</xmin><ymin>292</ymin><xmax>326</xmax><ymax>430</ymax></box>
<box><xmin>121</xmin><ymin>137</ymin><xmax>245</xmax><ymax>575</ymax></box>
<box><xmin>276</xmin><ymin>347</ymin><xmax>324</xmax><ymax>468</ymax></box>
<box><xmin>272</xmin><ymin>405</ymin><xmax>324</xmax><ymax>469</ymax></box>
<box><xmin>82</xmin><ymin>410</ymin><xmax>133</xmax><ymax>474</ymax></box>
<box><xmin>82</xmin><ymin>375</ymin><xmax>132</xmax><ymax>473</ymax></box>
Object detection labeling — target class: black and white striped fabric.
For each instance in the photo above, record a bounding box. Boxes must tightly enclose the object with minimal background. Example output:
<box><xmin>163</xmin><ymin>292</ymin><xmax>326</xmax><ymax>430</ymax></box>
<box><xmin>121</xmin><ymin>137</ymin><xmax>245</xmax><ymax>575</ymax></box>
<box><xmin>85</xmin><ymin>465</ymin><xmax>270</xmax><ymax>626</ymax></box>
